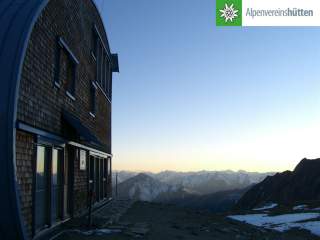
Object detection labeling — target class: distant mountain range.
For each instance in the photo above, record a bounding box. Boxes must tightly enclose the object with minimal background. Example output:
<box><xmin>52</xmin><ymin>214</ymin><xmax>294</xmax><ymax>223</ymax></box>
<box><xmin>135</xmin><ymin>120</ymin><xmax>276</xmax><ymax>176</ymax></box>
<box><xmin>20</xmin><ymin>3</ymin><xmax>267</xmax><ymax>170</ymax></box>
<box><xmin>113</xmin><ymin>170</ymin><xmax>274</xmax><ymax>195</ymax></box>
<box><xmin>113</xmin><ymin>170</ymin><xmax>274</xmax><ymax>212</ymax></box>
<box><xmin>236</xmin><ymin>158</ymin><xmax>320</xmax><ymax>210</ymax></box>
<box><xmin>116</xmin><ymin>173</ymin><xmax>185</xmax><ymax>202</ymax></box>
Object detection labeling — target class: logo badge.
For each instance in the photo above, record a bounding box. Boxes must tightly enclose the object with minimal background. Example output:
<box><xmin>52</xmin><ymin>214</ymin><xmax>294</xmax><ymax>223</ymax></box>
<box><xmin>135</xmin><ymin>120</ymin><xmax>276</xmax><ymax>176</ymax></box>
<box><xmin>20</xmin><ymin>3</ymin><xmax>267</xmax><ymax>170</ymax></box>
<box><xmin>216</xmin><ymin>0</ymin><xmax>242</xmax><ymax>26</ymax></box>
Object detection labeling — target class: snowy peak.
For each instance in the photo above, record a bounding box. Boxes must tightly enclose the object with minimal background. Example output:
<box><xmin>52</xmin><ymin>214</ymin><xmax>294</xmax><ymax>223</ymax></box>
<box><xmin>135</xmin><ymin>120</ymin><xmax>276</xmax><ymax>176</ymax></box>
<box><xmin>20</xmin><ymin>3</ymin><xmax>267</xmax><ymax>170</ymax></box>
<box><xmin>117</xmin><ymin>172</ymin><xmax>180</xmax><ymax>202</ymax></box>
<box><xmin>130</xmin><ymin>173</ymin><xmax>152</xmax><ymax>182</ymax></box>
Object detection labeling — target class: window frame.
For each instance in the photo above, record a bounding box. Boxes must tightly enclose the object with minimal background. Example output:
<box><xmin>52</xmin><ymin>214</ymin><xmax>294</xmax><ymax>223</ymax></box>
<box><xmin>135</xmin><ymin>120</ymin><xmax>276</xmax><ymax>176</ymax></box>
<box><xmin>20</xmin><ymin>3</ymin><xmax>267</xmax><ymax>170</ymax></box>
<box><xmin>92</xmin><ymin>25</ymin><xmax>113</xmax><ymax>103</ymax></box>
<box><xmin>54</xmin><ymin>37</ymin><xmax>79</xmax><ymax>100</ymax></box>
<box><xmin>91</xmin><ymin>30</ymin><xmax>98</xmax><ymax>60</ymax></box>
<box><xmin>89</xmin><ymin>81</ymin><xmax>97</xmax><ymax>117</ymax></box>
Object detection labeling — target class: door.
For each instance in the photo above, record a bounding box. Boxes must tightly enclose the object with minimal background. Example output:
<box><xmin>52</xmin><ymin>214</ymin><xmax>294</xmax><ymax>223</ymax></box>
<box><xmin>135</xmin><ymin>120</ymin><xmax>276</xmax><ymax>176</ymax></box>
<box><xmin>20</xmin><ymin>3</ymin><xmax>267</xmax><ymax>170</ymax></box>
<box><xmin>63</xmin><ymin>149</ymin><xmax>69</xmax><ymax>218</ymax></box>
<box><xmin>89</xmin><ymin>155</ymin><xmax>110</xmax><ymax>203</ymax></box>
<box><xmin>100</xmin><ymin>158</ymin><xmax>104</xmax><ymax>200</ymax></box>
<box><xmin>95</xmin><ymin>157</ymin><xmax>100</xmax><ymax>202</ymax></box>
<box><xmin>89</xmin><ymin>155</ymin><xmax>95</xmax><ymax>203</ymax></box>
<box><xmin>35</xmin><ymin>144</ymin><xmax>67</xmax><ymax>232</ymax></box>
<box><xmin>51</xmin><ymin>148</ymin><xmax>63</xmax><ymax>224</ymax></box>
<box><xmin>67</xmin><ymin>146</ymin><xmax>75</xmax><ymax>218</ymax></box>
<box><xmin>107</xmin><ymin>157</ymin><xmax>112</xmax><ymax>197</ymax></box>
<box><xmin>103</xmin><ymin>158</ymin><xmax>107</xmax><ymax>199</ymax></box>
<box><xmin>35</xmin><ymin>146</ymin><xmax>49</xmax><ymax>231</ymax></box>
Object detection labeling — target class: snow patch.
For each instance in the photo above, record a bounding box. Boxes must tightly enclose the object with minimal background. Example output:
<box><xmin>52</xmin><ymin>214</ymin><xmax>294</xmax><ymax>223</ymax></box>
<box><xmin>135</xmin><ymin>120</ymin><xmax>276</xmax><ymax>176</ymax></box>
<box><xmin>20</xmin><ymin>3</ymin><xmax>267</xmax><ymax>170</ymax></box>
<box><xmin>293</xmin><ymin>205</ymin><xmax>308</xmax><ymax>211</ymax></box>
<box><xmin>273</xmin><ymin>221</ymin><xmax>320</xmax><ymax>236</ymax></box>
<box><xmin>253</xmin><ymin>203</ymin><xmax>278</xmax><ymax>211</ymax></box>
<box><xmin>228</xmin><ymin>212</ymin><xmax>320</xmax><ymax>236</ymax></box>
<box><xmin>83</xmin><ymin>229</ymin><xmax>122</xmax><ymax>236</ymax></box>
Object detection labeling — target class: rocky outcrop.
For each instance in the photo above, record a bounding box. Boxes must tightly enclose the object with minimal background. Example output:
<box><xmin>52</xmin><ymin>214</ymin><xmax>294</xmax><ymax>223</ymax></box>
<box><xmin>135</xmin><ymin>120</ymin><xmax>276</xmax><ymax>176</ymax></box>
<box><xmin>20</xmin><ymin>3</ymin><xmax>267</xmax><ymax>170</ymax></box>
<box><xmin>236</xmin><ymin>158</ymin><xmax>320</xmax><ymax>210</ymax></box>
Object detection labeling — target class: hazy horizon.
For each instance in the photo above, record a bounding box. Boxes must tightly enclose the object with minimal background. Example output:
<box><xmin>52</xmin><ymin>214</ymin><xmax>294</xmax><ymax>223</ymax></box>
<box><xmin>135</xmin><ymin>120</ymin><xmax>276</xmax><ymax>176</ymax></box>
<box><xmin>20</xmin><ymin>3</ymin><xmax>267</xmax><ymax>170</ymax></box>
<box><xmin>112</xmin><ymin>168</ymin><xmax>277</xmax><ymax>174</ymax></box>
<box><xmin>98</xmin><ymin>0</ymin><xmax>320</xmax><ymax>173</ymax></box>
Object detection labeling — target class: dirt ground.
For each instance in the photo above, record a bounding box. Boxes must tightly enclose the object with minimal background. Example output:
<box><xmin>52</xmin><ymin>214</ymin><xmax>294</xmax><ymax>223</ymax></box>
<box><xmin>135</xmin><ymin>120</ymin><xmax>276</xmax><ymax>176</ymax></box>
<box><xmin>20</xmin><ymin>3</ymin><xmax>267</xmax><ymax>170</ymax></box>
<box><xmin>54</xmin><ymin>201</ymin><xmax>320</xmax><ymax>240</ymax></box>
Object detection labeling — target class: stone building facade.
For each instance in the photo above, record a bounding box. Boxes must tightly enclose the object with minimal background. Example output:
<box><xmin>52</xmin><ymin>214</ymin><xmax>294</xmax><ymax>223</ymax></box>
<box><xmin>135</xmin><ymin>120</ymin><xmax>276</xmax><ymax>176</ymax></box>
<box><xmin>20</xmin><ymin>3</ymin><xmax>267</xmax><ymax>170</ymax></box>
<box><xmin>0</xmin><ymin>0</ymin><xmax>118</xmax><ymax>239</ymax></box>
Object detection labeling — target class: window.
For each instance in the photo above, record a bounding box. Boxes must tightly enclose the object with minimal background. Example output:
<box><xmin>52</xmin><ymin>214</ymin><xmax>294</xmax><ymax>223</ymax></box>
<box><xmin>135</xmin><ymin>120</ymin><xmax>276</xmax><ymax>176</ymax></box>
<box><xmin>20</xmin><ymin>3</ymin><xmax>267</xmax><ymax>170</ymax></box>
<box><xmin>101</xmin><ymin>53</ymin><xmax>105</xmax><ymax>89</ymax></box>
<box><xmin>54</xmin><ymin>45</ymin><xmax>62</xmax><ymax>88</ymax></box>
<box><xmin>95</xmin><ymin>43</ymin><xmax>101</xmax><ymax>84</ymax></box>
<box><xmin>35</xmin><ymin>146</ymin><xmax>49</xmax><ymax>231</ymax></box>
<box><xmin>100</xmin><ymin>51</ymin><xmax>105</xmax><ymax>87</ymax></box>
<box><xmin>91</xmin><ymin>31</ymin><xmax>98</xmax><ymax>59</ymax></box>
<box><xmin>54</xmin><ymin>37</ymin><xmax>79</xmax><ymax>99</ymax></box>
<box><xmin>104</xmin><ymin>57</ymin><xmax>111</xmax><ymax>95</ymax></box>
<box><xmin>92</xmin><ymin>25</ymin><xmax>114</xmax><ymax>102</ymax></box>
<box><xmin>101</xmin><ymin>54</ymin><xmax>108</xmax><ymax>90</ymax></box>
<box><xmin>103</xmin><ymin>57</ymin><xmax>107</xmax><ymax>92</ymax></box>
<box><xmin>90</xmin><ymin>81</ymin><xmax>97</xmax><ymax>116</ymax></box>
<box><xmin>96</xmin><ymin>51</ymin><xmax>112</xmax><ymax>101</ymax></box>
<box><xmin>108</xmin><ymin>65</ymin><xmax>112</xmax><ymax>100</ymax></box>
<box><xmin>66</xmin><ymin>57</ymin><xmax>76</xmax><ymax>96</ymax></box>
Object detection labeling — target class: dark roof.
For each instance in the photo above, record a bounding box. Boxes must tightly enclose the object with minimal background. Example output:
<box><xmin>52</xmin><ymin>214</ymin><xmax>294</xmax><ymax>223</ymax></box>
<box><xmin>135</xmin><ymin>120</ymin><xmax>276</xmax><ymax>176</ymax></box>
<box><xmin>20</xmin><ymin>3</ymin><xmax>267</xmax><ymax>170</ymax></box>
<box><xmin>0</xmin><ymin>1</ymin><xmax>113</xmax><ymax>239</ymax></box>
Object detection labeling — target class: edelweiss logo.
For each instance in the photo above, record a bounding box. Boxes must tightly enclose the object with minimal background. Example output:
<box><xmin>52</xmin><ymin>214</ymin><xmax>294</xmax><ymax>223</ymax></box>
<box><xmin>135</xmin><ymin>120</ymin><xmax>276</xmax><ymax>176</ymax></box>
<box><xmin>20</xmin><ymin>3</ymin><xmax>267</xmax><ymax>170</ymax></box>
<box><xmin>220</xmin><ymin>4</ymin><xmax>239</xmax><ymax>22</ymax></box>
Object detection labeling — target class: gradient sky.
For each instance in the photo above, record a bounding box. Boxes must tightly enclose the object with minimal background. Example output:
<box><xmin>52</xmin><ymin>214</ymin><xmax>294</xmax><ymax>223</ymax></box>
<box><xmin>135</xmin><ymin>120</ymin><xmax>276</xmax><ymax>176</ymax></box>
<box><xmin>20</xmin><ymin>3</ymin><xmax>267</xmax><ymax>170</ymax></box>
<box><xmin>96</xmin><ymin>0</ymin><xmax>320</xmax><ymax>173</ymax></box>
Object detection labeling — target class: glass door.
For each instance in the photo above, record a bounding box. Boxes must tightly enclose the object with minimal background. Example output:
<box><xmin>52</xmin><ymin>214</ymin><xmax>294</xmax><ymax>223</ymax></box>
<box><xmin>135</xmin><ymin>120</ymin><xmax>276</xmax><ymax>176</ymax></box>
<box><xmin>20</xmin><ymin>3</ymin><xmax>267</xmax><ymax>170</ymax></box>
<box><xmin>51</xmin><ymin>148</ymin><xmax>63</xmax><ymax>224</ymax></box>
<box><xmin>103</xmin><ymin>158</ymin><xmax>107</xmax><ymax>199</ymax></box>
<box><xmin>35</xmin><ymin>144</ymin><xmax>66</xmax><ymax>232</ymax></box>
<box><xmin>89</xmin><ymin>155</ymin><xmax>95</xmax><ymax>203</ymax></box>
<box><xmin>63</xmin><ymin>149</ymin><xmax>69</xmax><ymax>219</ymax></box>
<box><xmin>95</xmin><ymin>157</ymin><xmax>100</xmax><ymax>202</ymax></box>
<box><xmin>89</xmin><ymin>155</ymin><xmax>110</xmax><ymax>203</ymax></box>
<box><xmin>107</xmin><ymin>157</ymin><xmax>112</xmax><ymax>197</ymax></box>
<box><xmin>100</xmin><ymin>158</ymin><xmax>104</xmax><ymax>200</ymax></box>
<box><xmin>35</xmin><ymin>146</ymin><xmax>49</xmax><ymax>231</ymax></box>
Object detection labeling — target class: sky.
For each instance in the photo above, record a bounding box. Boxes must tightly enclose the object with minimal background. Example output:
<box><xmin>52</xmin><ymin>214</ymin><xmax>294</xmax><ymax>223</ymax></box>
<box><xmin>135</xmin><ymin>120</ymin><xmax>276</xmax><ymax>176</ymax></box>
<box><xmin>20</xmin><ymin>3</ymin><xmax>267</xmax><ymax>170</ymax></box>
<box><xmin>96</xmin><ymin>0</ymin><xmax>320</xmax><ymax>173</ymax></box>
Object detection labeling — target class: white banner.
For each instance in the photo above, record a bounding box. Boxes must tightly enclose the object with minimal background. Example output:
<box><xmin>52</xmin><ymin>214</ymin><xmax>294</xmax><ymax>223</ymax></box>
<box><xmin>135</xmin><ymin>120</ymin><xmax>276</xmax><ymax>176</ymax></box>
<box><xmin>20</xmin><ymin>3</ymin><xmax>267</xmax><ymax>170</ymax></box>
<box><xmin>243</xmin><ymin>0</ymin><xmax>320</xmax><ymax>26</ymax></box>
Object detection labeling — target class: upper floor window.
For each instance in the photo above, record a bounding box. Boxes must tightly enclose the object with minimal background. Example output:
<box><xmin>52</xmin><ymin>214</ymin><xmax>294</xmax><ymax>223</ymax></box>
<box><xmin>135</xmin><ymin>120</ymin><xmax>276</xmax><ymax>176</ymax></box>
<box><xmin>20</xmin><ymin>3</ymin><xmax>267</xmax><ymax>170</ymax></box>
<box><xmin>65</xmin><ymin>54</ymin><xmax>76</xmax><ymax>96</ymax></box>
<box><xmin>54</xmin><ymin>37</ymin><xmax>79</xmax><ymax>99</ymax></box>
<box><xmin>92</xmin><ymin>25</ymin><xmax>113</xmax><ymax>102</ymax></box>
<box><xmin>91</xmin><ymin>30</ymin><xmax>98</xmax><ymax>59</ymax></box>
<box><xmin>97</xmin><ymin>42</ymin><xmax>103</xmax><ymax>86</ymax></box>
<box><xmin>108</xmin><ymin>65</ymin><xmax>112</xmax><ymax>100</ymax></box>
<box><xmin>101</xmin><ymin>53</ymin><xmax>106</xmax><ymax>90</ymax></box>
<box><xmin>105</xmin><ymin>63</ymin><xmax>112</xmax><ymax>100</ymax></box>
<box><xmin>90</xmin><ymin>81</ymin><xmax>97</xmax><ymax>116</ymax></box>
<box><xmin>103</xmin><ymin>56</ymin><xmax>108</xmax><ymax>94</ymax></box>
